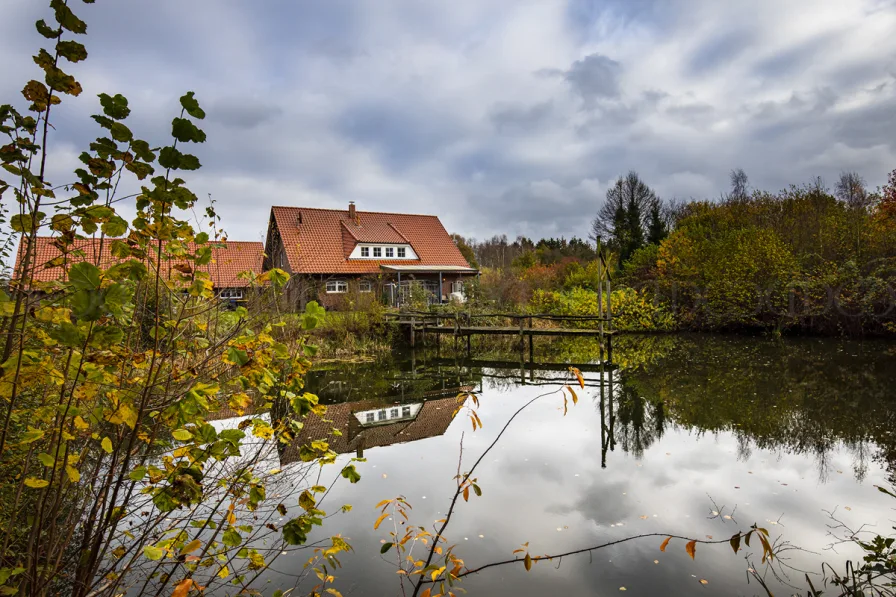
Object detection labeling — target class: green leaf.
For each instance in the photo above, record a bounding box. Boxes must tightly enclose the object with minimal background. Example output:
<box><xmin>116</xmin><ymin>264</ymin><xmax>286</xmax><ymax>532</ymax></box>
<box><xmin>109</xmin><ymin>240</ymin><xmax>131</xmax><ymax>258</ymax></box>
<box><xmin>38</xmin><ymin>453</ymin><xmax>55</xmax><ymax>467</ymax></box>
<box><xmin>44</xmin><ymin>66</ymin><xmax>82</xmax><ymax>96</ymax></box>
<box><xmin>48</xmin><ymin>322</ymin><xmax>83</xmax><ymax>346</ymax></box>
<box><xmin>179</xmin><ymin>92</ymin><xmax>206</xmax><ymax>119</ymax></box>
<box><xmin>129</xmin><ymin>466</ymin><xmax>147</xmax><ymax>481</ymax></box>
<box><xmin>125</xmin><ymin>161</ymin><xmax>154</xmax><ymax>180</ymax></box>
<box><xmin>380</xmin><ymin>542</ymin><xmax>393</xmax><ymax>554</ymax></box>
<box><xmin>172</xmin><ymin>429</ymin><xmax>192</xmax><ymax>441</ymax></box>
<box><xmin>340</xmin><ymin>464</ymin><xmax>361</xmax><ymax>484</ymax></box>
<box><xmin>222</xmin><ymin>528</ymin><xmax>242</xmax><ymax>548</ymax></box>
<box><xmin>98</xmin><ymin>93</ymin><xmax>130</xmax><ymax>120</ymax></box>
<box><xmin>143</xmin><ymin>545</ymin><xmax>164</xmax><ymax>561</ymax></box>
<box><xmin>171</xmin><ymin>118</ymin><xmax>206</xmax><ymax>143</ymax></box>
<box><xmin>69</xmin><ymin>262</ymin><xmax>101</xmax><ymax>290</ymax></box>
<box><xmin>35</xmin><ymin>19</ymin><xmax>61</xmax><ymax>38</ymax></box>
<box><xmin>88</xmin><ymin>325</ymin><xmax>124</xmax><ymax>348</ymax></box>
<box><xmin>56</xmin><ymin>40</ymin><xmax>87</xmax><ymax>63</ymax></box>
<box><xmin>101</xmin><ymin>215</ymin><xmax>128</xmax><ymax>237</ymax></box>
<box><xmin>226</xmin><ymin>347</ymin><xmax>249</xmax><ymax>367</ymax></box>
<box><xmin>108</xmin><ymin>122</ymin><xmax>132</xmax><ymax>143</ymax></box>
<box><xmin>282</xmin><ymin>518</ymin><xmax>308</xmax><ymax>546</ymax></box>
<box><xmin>71</xmin><ymin>289</ymin><xmax>105</xmax><ymax>321</ymax></box>
<box><xmin>51</xmin><ymin>0</ymin><xmax>87</xmax><ymax>34</ymax></box>
<box><xmin>130</xmin><ymin>139</ymin><xmax>154</xmax><ymax>162</ymax></box>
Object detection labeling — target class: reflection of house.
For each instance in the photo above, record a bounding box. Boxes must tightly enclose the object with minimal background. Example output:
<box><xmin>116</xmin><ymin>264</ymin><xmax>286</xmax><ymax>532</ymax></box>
<box><xmin>13</xmin><ymin>237</ymin><xmax>263</xmax><ymax>301</ymax></box>
<box><xmin>263</xmin><ymin>202</ymin><xmax>478</xmax><ymax>309</ymax></box>
<box><xmin>280</xmin><ymin>389</ymin><xmax>471</xmax><ymax>463</ymax></box>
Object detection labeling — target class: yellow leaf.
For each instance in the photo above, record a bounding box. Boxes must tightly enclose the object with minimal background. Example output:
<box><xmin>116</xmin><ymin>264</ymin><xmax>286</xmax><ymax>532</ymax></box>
<box><xmin>685</xmin><ymin>540</ymin><xmax>697</xmax><ymax>560</ymax></box>
<box><xmin>524</xmin><ymin>553</ymin><xmax>532</xmax><ymax>571</ymax></box>
<box><xmin>567</xmin><ymin>386</ymin><xmax>578</xmax><ymax>404</ymax></box>
<box><xmin>66</xmin><ymin>465</ymin><xmax>81</xmax><ymax>483</ymax></box>
<box><xmin>699</xmin><ymin>579</ymin><xmax>709</xmax><ymax>585</ymax></box>
<box><xmin>74</xmin><ymin>415</ymin><xmax>89</xmax><ymax>430</ymax></box>
<box><xmin>374</xmin><ymin>512</ymin><xmax>389</xmax><ymax>530</ymax></box>
<box><xmin>25</xmin><ymin>477</ymin><xmax>49</xmax><ymax>488</ymax></box>
<box><xmin>181</xmin><ymin>539</ymin><xmax>201</xmax><ymax>554</ymax></box>
<box><xmin>325</xmin><ymin>589</ymin><xmax>343</xmax><ymax>597</ymax></box>
<box><xmin>101</xmin><ymin>437</ymin><xmax>113</xmax><ymax>453</ymax></box>
<box><xmin>660</xmin><ymin>536</ymin><xmax>671</xmax><ymax>552</ymax></box>
<box><xmin>420</xmin><ymin>590</ymin><xmax>431</xmax><ymax>597</ymax></box>
<box><xmin>217</xmin><ymin>565</ymin><xmax>230</xmax><ymax>579</ymax></box>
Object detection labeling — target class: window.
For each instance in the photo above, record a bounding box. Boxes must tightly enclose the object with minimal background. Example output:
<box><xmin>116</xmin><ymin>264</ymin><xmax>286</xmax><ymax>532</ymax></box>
<box><xmin>360</xmin><ymin>247</ymin><xmax>369</xmax><ymax>257</ymax></box>
<box><xmin>219</xmin><ymin>288</ymin><xmax>244</xmax><ymax>300</ymax></box>
<box><xmin>359</xmin><ymin>281</ymin><xmax>372</xmax><ymax>293</ymax></box>
<box><xmin>326</xmin><ymin>280</ymin><xmax>348</xmax><ymax>293</ymax></box>
<box><xmin>373</xmin><ymin>247</ymin><xmax>382</xmax><ymax>257</ymax></box>
<box><xmin>378</xmin><ymin>409</ymin><xmax>387</xmax><ymax>421</ymax></box>
<box><xmin>402</xmin><ymin>406</ymin><xmax>411</xmax><ymax>417</ymax></box>
<box><xmin>365</xmin><ymin>412</ymin><xmax>374</xmax><ymax>423</ymax></box>
<box><xmin>385</xmin><ymin>247</ymin><xmax>394</xmax><ymax>258</ymax></box>
<box><xmin>397</xmin><ymin>247</ymin><xmax>406</xmax><ymax>258</ymax></box>
<box><xmin>451</xmin><ymin>281</ymin><xmax>464</xmax><ymax>294</ymax></box>
<box><xmin>390</xmin><ymin>408</ymin><xmax>399</xmax><ymax>418</ymax></box>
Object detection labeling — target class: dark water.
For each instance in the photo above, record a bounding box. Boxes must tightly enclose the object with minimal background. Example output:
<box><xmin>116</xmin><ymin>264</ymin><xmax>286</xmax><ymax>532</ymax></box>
<box><xmin>256</xmin><ymin>334</ymin><xmax>896</xmax><ymax>596</ymax></box>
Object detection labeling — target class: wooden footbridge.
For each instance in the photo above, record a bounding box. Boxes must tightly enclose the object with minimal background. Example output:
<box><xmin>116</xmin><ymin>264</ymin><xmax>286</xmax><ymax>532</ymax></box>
<box><xmin>390</xmin><ymin>311</ymin><xmax>617</xmax><ymax>362</ymax></box>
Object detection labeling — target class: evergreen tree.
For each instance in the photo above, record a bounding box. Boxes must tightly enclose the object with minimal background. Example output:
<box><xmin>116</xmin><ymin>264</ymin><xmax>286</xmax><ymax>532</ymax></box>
<box><xmin>646</xmin><ymin>200</ymin><xmax>668</xmax><ymax>245</ymax></box>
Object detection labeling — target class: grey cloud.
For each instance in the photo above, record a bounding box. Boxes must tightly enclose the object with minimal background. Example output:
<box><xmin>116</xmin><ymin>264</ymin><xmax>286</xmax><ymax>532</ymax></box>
<box><xmin>489</xmin><ymin>101</ymin><xmax>553</xmax><ymax>133</ymax></box>
<box><xmin>564</xmin><ymin>53</ymin><xmax>623</xmax><ymax>105</ymax></box>
<box><xmin>753</xmin><ymin>31</ymin><xmax>840</xmax><ymax>80</ymax></box>
<box><xmin>208</xmin><ymin>97</ymin><xmax>283</xmax><ymax>129</ymax></box>
<box><xmin>665</xmin><ymin>102</ymin><xmax>715</xmax><ymax>128</ymax></box>
<box><xmin>687</xmin><ymin>29</ymin><xmax>756</xmax><ymax>75</ymax></box>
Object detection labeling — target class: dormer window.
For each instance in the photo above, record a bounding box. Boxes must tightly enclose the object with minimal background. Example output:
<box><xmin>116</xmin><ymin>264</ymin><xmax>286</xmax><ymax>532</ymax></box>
<box><xmin>373</xmin><ymin>247</ymin><xmax>382</xmax><ymax>257</ymax></box>
<box><xmin>349</xmin><ymin>243</ymin><xmax>417</xmax><ymax>260</ymax></box>
<box><xmin>385</xmin><ymin>247</ymin><xmax>394</xmax><ymax>258</ymax></box>
<box><xmin>397</xmin><ymin>247</ymin><xmax>406</xmax><ymax>258</ymax></box>
<box><xmin>361</xmin><ymin>247</ymin><xmax>369</xmax><ymax>257</ymax></box>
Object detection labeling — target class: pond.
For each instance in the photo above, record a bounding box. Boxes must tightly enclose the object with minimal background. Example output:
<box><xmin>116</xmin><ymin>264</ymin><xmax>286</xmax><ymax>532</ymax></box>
<box><xmin>254</xmin><ymin>334</ymin><xmax>896</xmax><ymax>596</ymax></box>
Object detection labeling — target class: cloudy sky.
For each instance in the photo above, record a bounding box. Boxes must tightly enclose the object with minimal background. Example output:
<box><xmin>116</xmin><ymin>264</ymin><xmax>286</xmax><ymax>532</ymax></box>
<box><xmin>2</xmin><ymin>0</ymin><xmax>895</xmax><ymax>244</ymax></box>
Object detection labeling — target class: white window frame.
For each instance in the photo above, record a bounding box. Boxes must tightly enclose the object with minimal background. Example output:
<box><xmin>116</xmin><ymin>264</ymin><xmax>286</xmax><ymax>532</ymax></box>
<box><xmin>326</xmin><ymin>280</ymin><xmax>348</xmax><ymax>294</ymax></box>
<box><xmin>451</xmin><ymin>281</ymin><xmax>464</xmax><ymax>294</ymax></box>
<box><xmin>385</xmin><ymin>247</ymin><xmax>394</xmax><ymax>258</ymax></box>
<box><xmin>402</xmin><ymin>406</ymin><xmax>411</xmax><ymax>417</ymax></box>
<box><xmin>360</xmin><ymin>246</ymin><xmax>369</xmax><ymax>257</ymax></box>
<box><xmin>372</xmin><ymin>247</ymin><xmax>382</xmax><ymax>257</ymax></box>
<box><xmin>219</xmin><ymin>288</ymin><xmax>244</xmax><ymax>300</ymax></box>
<box><xmin>390</xmin><ymin>408</ymin><xmax>399</xmax><ymax>418</ymax></box>
<box><xmin>397</xmin><ymin>247</ymin><xmax>406</xmax><ymax>258</ymax></box>
<box><xmin>366</xmin><ymin>412</ymin><xmax>375</xmax><ymax>423</ymax></box>
<box><xmin>359</xmin><ymin>281</ymin><xmax>373</xmax><ymax>293</ymax></box>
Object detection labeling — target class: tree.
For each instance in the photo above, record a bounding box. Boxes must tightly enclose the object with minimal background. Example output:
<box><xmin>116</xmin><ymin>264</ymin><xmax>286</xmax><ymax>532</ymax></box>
<box><xmin>835</xmin><ymin>171</ymin><xmax>868</xmax><ymax>210</ymax></box>
<box><xmin>451</xmin><ymin>233</ymin><xmax>479</xmax><ymax>269</ymax></box>
<box><xmin>646</xmin><ymin>199</ymin><xmax>668</xmax><ymax>245</ymax></box>
<box><xmin>728</xmin><ymin>168</ymin><xmax>749</xmax><ymax>202</ymax></box>
<box><xmin>590</xmin><ymin>171</ymin><xmax>657</xmax><ymax>265</ymax></box>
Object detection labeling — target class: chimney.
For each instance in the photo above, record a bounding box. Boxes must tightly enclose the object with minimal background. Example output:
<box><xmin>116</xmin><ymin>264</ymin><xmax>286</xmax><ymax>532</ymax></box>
<box><xmin>348</xmin><ymin>201</ymin><xmax>356</xmax><ymax>219</ymax></box>
<box><xmin>297</xmin><ymin>211</ymin><xmax>302</xmax><ymax>225</ymax></box>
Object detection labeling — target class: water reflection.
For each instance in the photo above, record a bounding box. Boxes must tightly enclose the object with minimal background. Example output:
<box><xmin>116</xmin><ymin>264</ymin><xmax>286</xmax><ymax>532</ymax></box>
<box><xmin>250</xmin><ymin>335</ymin><xmax>896</xmax><ymax>596</ymax></box>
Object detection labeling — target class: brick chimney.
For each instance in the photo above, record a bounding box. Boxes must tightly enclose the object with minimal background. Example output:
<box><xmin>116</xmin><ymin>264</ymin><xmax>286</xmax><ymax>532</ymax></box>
<box><xmin>348</xmin><ymin>201</ymin><xmax>356</xmax><ymax>219</ymax></box>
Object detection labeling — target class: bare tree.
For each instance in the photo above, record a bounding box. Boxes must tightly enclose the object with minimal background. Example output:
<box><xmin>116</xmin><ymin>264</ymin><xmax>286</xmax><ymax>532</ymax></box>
<box><xmin>590</xmin><ymin>171</ymin><xmax>656</xmax><ymax>245</ymax></box>
<box><xmin>728</xmin><ymin>168</ymin><xmax>749</xmax><ymax>202</ymax></box>
<box><xmin>835</xmin><ymin>171</ymin><xmax>869</xmax><ymax>210</ymax></box>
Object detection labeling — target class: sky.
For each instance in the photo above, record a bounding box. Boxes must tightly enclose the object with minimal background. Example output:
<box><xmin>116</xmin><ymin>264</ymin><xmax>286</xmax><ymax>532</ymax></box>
<box><xmin>2</xmin><ymin>0</ymin><xmax>895</xmax><ymax>245</ymax></box>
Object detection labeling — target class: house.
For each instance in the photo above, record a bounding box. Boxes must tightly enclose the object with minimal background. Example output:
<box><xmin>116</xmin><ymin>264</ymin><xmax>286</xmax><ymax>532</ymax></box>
<box><xmin>12</xmin><ymin>237</ymin><xmax>264</xmax><ymax>302</ymax></box>
<box><xmin>263</xmin><ymin>202</ymin><xmax>478</xmax><ymax>309</ymax></box>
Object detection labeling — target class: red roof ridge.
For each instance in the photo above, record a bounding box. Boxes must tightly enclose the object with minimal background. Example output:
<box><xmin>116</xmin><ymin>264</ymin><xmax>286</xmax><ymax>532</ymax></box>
<box><xmin>271</xmin><ymin>205</ymin><xmax>443</xmax><ymax>219</ymax></box>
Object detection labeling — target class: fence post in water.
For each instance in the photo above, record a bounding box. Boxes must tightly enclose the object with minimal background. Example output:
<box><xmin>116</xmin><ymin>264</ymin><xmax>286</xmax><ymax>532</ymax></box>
<box><xmin>528</xmin><ymin>316</ymin><xmax>534</xmax><ymax>363</ymax></box>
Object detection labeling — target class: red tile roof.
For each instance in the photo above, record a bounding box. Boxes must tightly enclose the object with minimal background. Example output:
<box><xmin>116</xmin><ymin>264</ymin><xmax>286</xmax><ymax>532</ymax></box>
<box><xmin>270</xmin><ymin>206</ymin><xmax>475</xmax><ymax>274</ymax></box>
<box><xmin>13</xmin><ymin>237</ymin><xmax>264</xmax><ymax>289</ymax></box>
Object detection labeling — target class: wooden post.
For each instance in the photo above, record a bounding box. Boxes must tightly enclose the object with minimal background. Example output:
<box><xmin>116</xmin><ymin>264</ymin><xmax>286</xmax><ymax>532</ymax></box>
<box><xmin>410</xmin><ymin>315</ymin><xmax>415</xmax><ymax>348</ymax></box>
<box><xmin>606</xmin><ymin>277</ymin><xmax>613</xmax><ymax>330</ymax></box>
<box><xmin>528</xmin><ymin>316</ymin><xmax>533</xmax><ymax>363</ymax></box>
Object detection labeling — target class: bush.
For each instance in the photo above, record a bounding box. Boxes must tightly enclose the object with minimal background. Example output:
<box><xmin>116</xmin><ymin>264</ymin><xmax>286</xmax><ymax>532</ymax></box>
<box><xmin>529</xmin><ymin>287</ymin><xmax>676</xmax><ymax>331</ymax></box>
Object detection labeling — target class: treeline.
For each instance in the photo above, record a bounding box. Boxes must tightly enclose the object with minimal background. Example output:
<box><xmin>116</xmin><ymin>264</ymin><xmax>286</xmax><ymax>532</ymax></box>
<box><xmin>452</xmin><ymin>168</ymin><xmax>896</xmax><ymax>335</ymax></box>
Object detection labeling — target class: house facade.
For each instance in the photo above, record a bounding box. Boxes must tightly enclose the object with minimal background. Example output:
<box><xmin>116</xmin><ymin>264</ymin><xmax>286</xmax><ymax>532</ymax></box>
<box><xmin>12</xmin><ymin>237</ymin><xmax>264</xmax><ymax>302</ymax></box>
<box><xmin>263</xmin><ymin>202</ymin><xmax>478</xmax><ymax>309</ymax></box>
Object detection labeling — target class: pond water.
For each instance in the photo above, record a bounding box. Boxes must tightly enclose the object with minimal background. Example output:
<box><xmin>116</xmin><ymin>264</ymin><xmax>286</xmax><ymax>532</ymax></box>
<box><xmin>257</xmin><ymin>334</ymin><xmax>896</xmax><ymax>596</ymax></box>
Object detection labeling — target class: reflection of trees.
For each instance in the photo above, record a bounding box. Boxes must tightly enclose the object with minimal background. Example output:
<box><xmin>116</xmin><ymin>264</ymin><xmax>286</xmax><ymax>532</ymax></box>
<box><xmin>608</xmin><ymin>335</ymin><xmax>896</xmax><ymax>482</ymax></box>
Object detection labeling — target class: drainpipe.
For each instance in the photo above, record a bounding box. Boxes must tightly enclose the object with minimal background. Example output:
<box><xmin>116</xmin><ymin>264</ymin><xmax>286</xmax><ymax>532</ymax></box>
<box><xmin>438</xmin><ymin>271</ymin><xmax>443</xmax><ymax>304</ymax></box>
